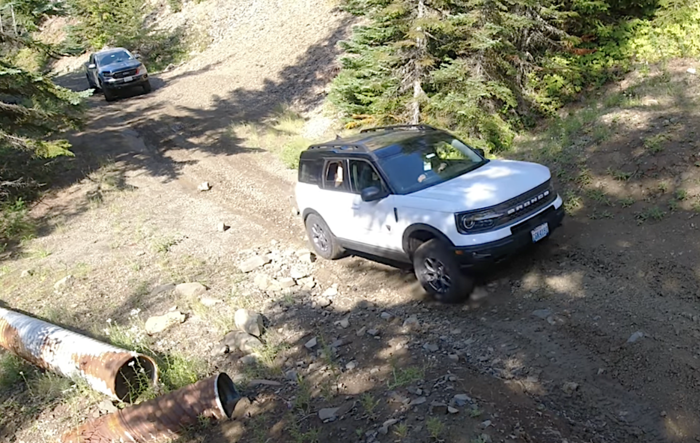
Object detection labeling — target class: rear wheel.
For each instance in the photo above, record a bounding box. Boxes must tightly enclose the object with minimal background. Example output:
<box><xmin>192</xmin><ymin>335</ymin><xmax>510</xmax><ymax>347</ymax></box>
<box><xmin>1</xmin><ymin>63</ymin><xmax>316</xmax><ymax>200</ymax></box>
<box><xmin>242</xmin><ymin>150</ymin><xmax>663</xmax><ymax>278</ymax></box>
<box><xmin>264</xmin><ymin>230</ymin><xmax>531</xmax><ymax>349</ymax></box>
<box><xmin>305</xmin><ymin>214</ymin><xmax>343</xmax><ymax>260</ymax></box>
<box><xmin>413</xmin><ymin>239</ymin><xmax>473</xmax><ymax>303</ymax></box>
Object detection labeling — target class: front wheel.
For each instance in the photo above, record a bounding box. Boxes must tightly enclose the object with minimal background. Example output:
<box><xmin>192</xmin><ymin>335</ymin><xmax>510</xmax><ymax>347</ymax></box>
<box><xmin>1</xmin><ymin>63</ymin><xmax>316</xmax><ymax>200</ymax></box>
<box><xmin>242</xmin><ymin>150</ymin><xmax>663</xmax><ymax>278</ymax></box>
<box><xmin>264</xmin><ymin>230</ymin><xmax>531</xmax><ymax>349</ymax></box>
<box><xmin>103</xmin><ymin>87</ymin><xmax>116</xmax><ymax>102</ymax></box>
<box><xmin>142</xmin><ymin>80</ymin><xmax>152</xmax><ymax>93</ymax></box>
<box><xmin>413</xmin><ymin>239</ymin><xmax>474</xmax><ymax>303</ymax></box>
<box><xmin>305</xmin><ymin>214</ymin><xmax>344</xmax><ymax>260</ymax></box>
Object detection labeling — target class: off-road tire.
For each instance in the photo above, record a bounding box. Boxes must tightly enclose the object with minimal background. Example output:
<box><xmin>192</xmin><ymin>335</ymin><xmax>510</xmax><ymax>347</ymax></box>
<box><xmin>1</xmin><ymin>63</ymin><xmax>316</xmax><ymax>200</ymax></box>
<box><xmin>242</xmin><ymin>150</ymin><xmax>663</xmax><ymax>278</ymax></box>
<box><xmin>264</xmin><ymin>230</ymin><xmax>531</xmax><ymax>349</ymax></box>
<box><xmin>305</xmin><ymin>214</ymin><xmax>344</xmax><ymax>260</ymax></box>
<box><xmin>103</xmin><ymin>87</ymin><xmax>116</xmax><ymax>102</ymax></box>
<box><xmin>142</xmin><ymin>80</ymin><xmax>152</xmax><ymax>93</ymax></box>
<box><xmin>413</xmin><ymin>239</ymin><xmax>474</xmax><ymax>303</ymax></box>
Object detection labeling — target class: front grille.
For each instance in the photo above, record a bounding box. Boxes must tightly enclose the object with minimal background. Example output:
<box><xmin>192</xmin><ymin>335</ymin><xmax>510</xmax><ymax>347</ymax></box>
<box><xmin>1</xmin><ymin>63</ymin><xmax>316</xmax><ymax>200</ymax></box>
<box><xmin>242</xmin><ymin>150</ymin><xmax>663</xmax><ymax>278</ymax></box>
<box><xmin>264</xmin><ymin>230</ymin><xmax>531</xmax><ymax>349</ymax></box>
<box><xmin>455</xmin><ymin>180</ymin><xmax>556</xmax><ymax>234</ymax></box>
<box><xmin>113</xmin><ymin>69</ymin><xmax>137</xmax><ymax>79</ymax></box>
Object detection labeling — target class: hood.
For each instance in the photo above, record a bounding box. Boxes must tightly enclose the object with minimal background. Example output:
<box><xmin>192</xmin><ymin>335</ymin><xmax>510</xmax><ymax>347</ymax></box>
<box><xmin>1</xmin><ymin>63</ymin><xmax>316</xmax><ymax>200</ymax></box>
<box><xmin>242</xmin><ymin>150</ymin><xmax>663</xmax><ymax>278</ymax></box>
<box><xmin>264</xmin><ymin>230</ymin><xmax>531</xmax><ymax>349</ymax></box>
<box><xmin>99</xmin><ymin>59</ymin><xmax>141</xmax><ymax>74</ymax></box>
<box><xmin>403</xmin><ymin>159</ymin><xmax>551</xmax><ymax>212</ymax></box>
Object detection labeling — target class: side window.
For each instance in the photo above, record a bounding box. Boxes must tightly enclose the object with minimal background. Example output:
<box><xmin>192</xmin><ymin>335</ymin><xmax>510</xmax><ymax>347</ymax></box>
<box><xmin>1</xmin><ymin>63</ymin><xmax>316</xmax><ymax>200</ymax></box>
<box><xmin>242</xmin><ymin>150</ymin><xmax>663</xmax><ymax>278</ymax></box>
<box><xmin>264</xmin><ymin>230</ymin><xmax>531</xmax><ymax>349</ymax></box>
<box><xmin>322</xmin><ymin>160</ymin><xmax>349</xmax><ymax>192</ymax></box>
<box><xmin>349</xmin><ymin>160</ymin><xmax>385</xmax><ymax>194</ymax></box>
<box><xmin>299</xmin><ymin>159</ymin><xmax>322</xmax><ymax>185</ymax></box>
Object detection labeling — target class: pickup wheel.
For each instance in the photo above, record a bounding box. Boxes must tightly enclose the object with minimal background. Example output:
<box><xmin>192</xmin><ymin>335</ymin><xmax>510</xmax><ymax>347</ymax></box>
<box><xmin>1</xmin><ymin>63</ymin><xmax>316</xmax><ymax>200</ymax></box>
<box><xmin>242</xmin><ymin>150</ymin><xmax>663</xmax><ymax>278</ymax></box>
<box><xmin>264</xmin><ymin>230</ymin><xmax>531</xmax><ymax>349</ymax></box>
<box><xmin>305</xmin><ymin>214</ymin><xmax>344</xmax><ymax>260</ymax></box>
<box><xmin>413</xmin><ymin>239</ymin><xmax>474</xmax><ymax>303</ymax></box>
<box><xmin>142</xmin><ymin>80</ymin><xmax>152</xmax><ymax>93</ymax></box>
<box><xmin>103</xmin><ymin>87</ymin><xmax>116</xmax><ymax>102</ymax></box>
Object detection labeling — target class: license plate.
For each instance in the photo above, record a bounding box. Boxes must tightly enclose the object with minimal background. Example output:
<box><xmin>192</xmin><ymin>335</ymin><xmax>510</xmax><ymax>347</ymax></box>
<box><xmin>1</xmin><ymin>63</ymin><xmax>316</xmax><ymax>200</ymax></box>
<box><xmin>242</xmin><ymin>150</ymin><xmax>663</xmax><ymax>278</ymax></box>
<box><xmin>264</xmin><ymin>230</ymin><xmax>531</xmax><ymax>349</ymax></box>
<box><xmin>531</xmin><ymin>223</ymin><xmax>549</xmax><ymax>243</ymax></box>
<box><xmin>123</xmin><ymin>76</ymin><xmax>133</xmax><ymax>82</ymax></box>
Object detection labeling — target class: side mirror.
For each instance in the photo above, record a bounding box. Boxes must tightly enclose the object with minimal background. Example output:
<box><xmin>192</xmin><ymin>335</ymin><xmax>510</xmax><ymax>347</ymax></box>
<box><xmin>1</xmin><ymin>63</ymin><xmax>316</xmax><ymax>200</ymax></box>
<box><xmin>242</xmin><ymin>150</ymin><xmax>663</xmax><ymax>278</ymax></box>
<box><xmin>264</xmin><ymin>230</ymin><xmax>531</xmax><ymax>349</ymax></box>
<box><xmin>133</xmin><ymin>53</ymin><xmax>142</xmax><ymax>59</ymax></box>
<box><xmin>475</xmin><ymin>148</ymin><xmax>485</xmax><ymax>157</ymax></box>
<box><xmin>87</xmin><ymin>63</ymin><xmax>96</xmax><ymax>69</ymax></box>
<box><xmin>361</xmin><ymin>186</ymin><xmax>388</xmax><ymax>202</ymax></box>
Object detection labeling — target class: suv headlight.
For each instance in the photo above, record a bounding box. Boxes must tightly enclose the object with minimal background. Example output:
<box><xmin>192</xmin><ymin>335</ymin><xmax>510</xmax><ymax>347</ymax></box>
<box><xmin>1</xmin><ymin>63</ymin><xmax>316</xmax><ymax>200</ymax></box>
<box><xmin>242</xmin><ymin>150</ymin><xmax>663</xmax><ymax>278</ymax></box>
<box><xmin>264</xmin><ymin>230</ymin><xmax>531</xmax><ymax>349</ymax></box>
<box><xmin>456</xmin><ymin>210</ymin><xmax>501</xmax><ymax>233</ymax></box>
<box><xmin>135</xmin><ymin>64</ymin><xmax>147</xmax><ymax>75</ymax></box>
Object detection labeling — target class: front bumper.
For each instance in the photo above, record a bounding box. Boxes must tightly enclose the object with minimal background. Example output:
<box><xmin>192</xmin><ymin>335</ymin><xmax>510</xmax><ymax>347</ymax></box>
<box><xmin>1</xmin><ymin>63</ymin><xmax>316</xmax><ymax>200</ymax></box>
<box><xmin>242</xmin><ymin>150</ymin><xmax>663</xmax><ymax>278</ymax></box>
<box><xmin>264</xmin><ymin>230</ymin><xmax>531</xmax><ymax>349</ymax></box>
<box><xmin>103</xmin><ymin>74</ymin><xmax>148</xmax><ymax>90</ymax></box>
<box><xmin>454</xmin><ymin>204</ymin><xmax>565</xmax><ymax>268</ymax></box>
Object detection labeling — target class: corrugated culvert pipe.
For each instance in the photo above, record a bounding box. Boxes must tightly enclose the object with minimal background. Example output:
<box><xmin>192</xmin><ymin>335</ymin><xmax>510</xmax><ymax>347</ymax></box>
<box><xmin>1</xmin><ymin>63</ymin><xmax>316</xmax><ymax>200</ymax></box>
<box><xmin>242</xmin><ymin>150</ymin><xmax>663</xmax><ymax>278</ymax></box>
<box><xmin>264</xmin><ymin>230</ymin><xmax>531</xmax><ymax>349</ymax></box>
<box><xmin>0</xmin><ymin>307</ymin><xmax>157</xmax><ymax>402</ymax></box>
<box><xmin>61</xmin><ymin>372</ymin><xmax>241</xmax><ymax>443</ymax></box>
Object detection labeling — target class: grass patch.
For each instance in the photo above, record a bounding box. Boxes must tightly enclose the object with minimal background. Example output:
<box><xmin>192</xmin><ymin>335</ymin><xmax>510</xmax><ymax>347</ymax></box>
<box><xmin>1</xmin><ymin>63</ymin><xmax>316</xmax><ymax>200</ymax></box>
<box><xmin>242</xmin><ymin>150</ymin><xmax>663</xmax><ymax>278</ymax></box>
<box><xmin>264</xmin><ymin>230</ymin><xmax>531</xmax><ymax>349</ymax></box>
<box><xmin>426</xmin><ymin>417</ymin><xmax>444</xmax><ymax>440</ymax></box>
<box><xmin>0</xmin><ymin>353</ymin><xmax>31</xmax><ymax>389</ymax></box>
<box><xmin>360</xmin><ymin>392</ymin><xmax>380</xmax><ymax>418</ymax></box>
<box><xmin>644</xmin><ymin>133</ymin><xmax>668</xmax><ymax>153</ymax></box>
<box><xmin>636</xmin><ymin>206</ymin><xmax>666</xmax><ymax>224</ymax></box>
<box><xmin>619</xmin><ymin>197</ymin><xmax>635</xmax><ymax>208</ymax></box>
<box><xmin>586</xmin><ymin>188</ymin><xmax>612</xmax><ymax>206</ymax></box>
<box><xmin>387</xmin><ymin>365</ymin><xmax>424</xmax><ymax>389</ymax></box>
<box><xmin>675</xmin><ymin>189</ymin><xmax>688</xmax><ymax>201</ymax></box>
<box><xmin>159</xmin><ymin>352</ymin><xmax>208</xmax><ymax>392</ymax></box>
<box><xmin>563</xmin><ymin>191</ymin><xmax>583</xmax><ymax>215</ymax></box>
<box><xmin>608</xmin><ymin>168</ymin><xmax>632</xmax><ymax>181</ymax></box>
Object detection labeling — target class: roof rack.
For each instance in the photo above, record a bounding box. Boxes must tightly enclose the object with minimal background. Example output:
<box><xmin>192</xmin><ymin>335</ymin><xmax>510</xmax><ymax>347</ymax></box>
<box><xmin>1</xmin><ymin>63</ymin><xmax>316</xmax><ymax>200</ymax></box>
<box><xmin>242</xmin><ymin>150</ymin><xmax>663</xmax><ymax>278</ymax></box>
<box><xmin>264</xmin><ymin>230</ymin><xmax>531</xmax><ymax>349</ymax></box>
<box><xmin>360</xmin><ymin>124</ymin><xmax>437</xmax><ymax>133</ymax></box>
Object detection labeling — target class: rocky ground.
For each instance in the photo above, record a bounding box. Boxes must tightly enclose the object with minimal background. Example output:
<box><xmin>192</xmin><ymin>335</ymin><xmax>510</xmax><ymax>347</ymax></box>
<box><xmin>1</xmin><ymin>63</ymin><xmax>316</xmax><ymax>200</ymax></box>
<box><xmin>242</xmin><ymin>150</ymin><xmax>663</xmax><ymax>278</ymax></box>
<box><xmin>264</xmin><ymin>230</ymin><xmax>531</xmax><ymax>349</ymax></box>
<box><xmin>2</xmin><ymin>0</ymin><xmax>700</xmax><ymax>442</ymax></box>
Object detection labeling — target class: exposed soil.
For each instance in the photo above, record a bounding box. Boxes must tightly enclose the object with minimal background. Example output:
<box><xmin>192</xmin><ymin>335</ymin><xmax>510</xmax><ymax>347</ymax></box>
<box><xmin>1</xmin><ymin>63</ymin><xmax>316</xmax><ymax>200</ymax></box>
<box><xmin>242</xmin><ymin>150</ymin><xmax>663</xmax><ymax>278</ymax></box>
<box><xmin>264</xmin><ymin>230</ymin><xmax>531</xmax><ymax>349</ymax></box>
<box><xmin>2</xmin><ymin>2</ymin><xmax>700</xmax><ymax>443</ymax></box>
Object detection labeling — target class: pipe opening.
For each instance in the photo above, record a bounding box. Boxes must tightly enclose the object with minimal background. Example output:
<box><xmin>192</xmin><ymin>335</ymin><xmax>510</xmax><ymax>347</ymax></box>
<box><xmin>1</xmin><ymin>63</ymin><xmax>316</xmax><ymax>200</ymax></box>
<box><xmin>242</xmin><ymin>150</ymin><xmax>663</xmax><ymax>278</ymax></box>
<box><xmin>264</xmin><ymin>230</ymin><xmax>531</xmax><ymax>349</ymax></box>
<box><xmin>114</xmin><ymin>355</ymin><xmax>158</xmax><ymax>402</ymax></box>
<box><xmin>216</xmin><ymin>373</ymin><xmax>240</xmax><ymax>418</ymax></box>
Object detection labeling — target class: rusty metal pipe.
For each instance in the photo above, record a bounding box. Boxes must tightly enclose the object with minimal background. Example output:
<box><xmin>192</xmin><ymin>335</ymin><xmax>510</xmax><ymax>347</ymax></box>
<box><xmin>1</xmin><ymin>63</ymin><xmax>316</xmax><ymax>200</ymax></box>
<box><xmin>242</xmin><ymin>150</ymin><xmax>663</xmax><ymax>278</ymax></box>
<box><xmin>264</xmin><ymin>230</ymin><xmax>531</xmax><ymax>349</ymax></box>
<box><xmin>0</xmin><ymin>307</ymin><xmax>157</xmax><ymax>402</ymax></box>
<box><xmin>61</xmin><ymin>373</ymin><xmax>240</xmax><ymax>443</ymax></box>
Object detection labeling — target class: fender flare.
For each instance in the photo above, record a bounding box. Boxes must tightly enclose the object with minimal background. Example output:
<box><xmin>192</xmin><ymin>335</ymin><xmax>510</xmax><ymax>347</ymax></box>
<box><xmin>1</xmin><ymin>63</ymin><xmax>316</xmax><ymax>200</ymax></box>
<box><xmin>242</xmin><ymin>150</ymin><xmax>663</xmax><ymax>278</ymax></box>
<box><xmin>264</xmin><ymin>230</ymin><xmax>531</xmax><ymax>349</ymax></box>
<box><xmin>402</xmin><ymin>223</ymin><xmax>455</xmax><ymax>256</ymax></box>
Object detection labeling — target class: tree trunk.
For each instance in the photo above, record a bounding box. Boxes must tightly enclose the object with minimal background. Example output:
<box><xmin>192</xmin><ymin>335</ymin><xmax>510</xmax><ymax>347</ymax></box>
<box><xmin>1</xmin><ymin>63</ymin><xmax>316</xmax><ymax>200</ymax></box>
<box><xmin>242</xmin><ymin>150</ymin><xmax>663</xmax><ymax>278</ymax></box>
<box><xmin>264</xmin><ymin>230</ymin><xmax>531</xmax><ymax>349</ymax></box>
<box><xmin>411</xmin><ymin>0</ymin><xmax>426</xmax><ymax>124</ymax></box>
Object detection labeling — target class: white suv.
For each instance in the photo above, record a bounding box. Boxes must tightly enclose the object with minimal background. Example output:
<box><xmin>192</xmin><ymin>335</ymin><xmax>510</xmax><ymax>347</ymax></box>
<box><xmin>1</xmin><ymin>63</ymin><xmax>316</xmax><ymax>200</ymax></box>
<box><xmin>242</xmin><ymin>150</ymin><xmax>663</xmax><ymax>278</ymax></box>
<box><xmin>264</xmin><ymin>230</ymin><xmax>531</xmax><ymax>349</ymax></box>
<box><xmin>295</xmin><ymin>125</ymin><xmax>564</xmax><ymax>303</ymax></box>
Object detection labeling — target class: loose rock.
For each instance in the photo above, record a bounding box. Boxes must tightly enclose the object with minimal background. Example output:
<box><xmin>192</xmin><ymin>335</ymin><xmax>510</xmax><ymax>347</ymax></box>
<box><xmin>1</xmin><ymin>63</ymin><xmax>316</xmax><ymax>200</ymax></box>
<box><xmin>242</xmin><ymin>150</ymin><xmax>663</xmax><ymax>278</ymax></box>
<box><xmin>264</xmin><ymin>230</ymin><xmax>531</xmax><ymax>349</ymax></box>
<box><xmin>145</xmin><ymin>311</ymin><xmax>186</xmax><ymax>335</ymax></box>
<box><xmin>336</xmin><ymin>316</ymin><xmax>350</xmax><ymax>329</ymax></box>
<box><xmin>197</xmin><ymin>181</ymin><xmax>211</xmax><ymax>191</ymax></box>
<box><xmin>403</xmin><ymin>315</ymin><xmax>420</xmax><ymax>328</ymax></box>
<box><xmin>240</xmin><ymin>355</ymin><xmax>258</xmax><ymax>365</ymax></box>
<box><xmin>254</xmin><ymin>274</ymin><xmax>273</xmax><ymax>291</ymax></box>
<box><xmin>448</xmin><ymin>353</ymin><xmax>459</xmax><ymax>361</ymax></box>
<box><xmin>98</xmin><ymin>399</ymin><xmax>118</xmax><ymax>414</ymax></box>
<box><xmin>319</xmin><ymin>407</ymin><xmax>340</xmax><ymax>422</ymax></box>
<box><xmin>346</xmin><ymin>361</ymin><xmax>357</xmax><ymax>370</ymax></box>
<box><xmin>452</xmin><ymin>394</ymin><xmax>473</xmax><ymax>407</ymax></box>
<box><xmin>448</xmin><ymin>406</ymin><xmax>459</xmax><ymax>414</ymax></box>
<box><xmin>379</xmin><ymin>419</ymin><xmax>399</xmax><ymax>435</ymax></box>
<box><xmin>217</xmin><ymin>222</ymin><xmax>229</xmax><ymax>232</ymax></box>
<box><xmin>277</xmin><ymin>277</ymin><xmax>296</xmax><ymax>289</ymax></box>
<box><xmin>54</xmin><ymin>275</ymin><xmax>74</xmax><ymax>291</ymax></box>
<box><xmin>298</xmin><ymin>277</ymin><xmax>316</xmax><ymax>291</ymax></box>
<box><xmin>562</xmin><ymin>381</ymin><xmax>579</xmax><ymax>395</ymax></box>
<box><xmin>234</xmin><ymin>309</ymin><xmax>265</xmax><ymax>337</ymax></box>
<box><xmin>285</xmin><ymin>370</ymin><xmax>299</xmax><ymax>381</ymax></box>
<box><xmin>532</xmin><ymin>308</ymin><xmax>552</xmax><ymax>319</ymax></box>
<box><xmin>322</xmin><ymin>286</ymin><xmax>338</xmax><ymax>297</ymax></box>
<box><xmin>356</xmin><ymin>326</ymin><xmax>367</xmax><ymax>337</ymax></box>
<box><xmin>481</xmin><ymin>419</ymin><xmax>492</xmax><ymax>429</ymax></box>
<box><xmin>20</xmin><ymin>269</ymin><xmax>32</xmax><ymax>278</ymax></box>
<box><xmin>175</xmin><ymin>282</ymin><xmax>207</xmax><ymax>298</ymax></box>
<box><xmin>627</xmin><ymin>331</ymin><xmax>644</xmax><ymax>343</ymax></box>
<box><xmin>199</xmin><ymin>296</ymin><xmax>221</xmax><ymax>307</ymax></box>
<box><xmin>150</xmin><ymin>283</ymin><xmax>175</xmax><ymax>296</ymax></box>
<box><xmin>240</xmin><ymin>256</ymin><xmax>270</xmax><ymax>273</ymax></box>
<box><xmin>423</xmin><ymin>342</ymin><xmax>439</xmax><ymax>353</ymax></box>
<box><xmin>223</xmin><ymin>331</ymin><xmax>263</xmax><ymax>354</ymax></box>
<box><xmin>290</xmin><ymin>267</ymin><xmax>309</xmax><ymax>279</ymax></box>
<box><xmin>305</xmin><ymin>337</ymin><xmax>318</xmax><ymax>350</ymax></box>
<box><xmin>316</xmin><ymin>297</ymin><xmax>332</xmax><ymax>308</ymax></box>
<box><xmin>380</xmin><ymin>312</ymin><xmax>393</xmax><ymax>321</ymax></box>
<box><xmin>409</xmin><ymin>397</ymin><xmax>427</xmax><ymax>406</ymax></box>
<box><xmin>367</xmin><ymin>328</ymin><xmax>380</xmax><ymax>337</ymax></box>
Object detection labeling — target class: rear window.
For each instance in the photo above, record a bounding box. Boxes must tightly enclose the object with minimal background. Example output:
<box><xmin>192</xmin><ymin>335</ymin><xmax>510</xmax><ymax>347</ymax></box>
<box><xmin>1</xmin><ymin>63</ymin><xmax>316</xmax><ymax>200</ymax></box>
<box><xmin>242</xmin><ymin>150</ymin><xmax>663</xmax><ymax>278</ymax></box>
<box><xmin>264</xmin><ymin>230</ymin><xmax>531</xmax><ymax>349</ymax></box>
<box><xmin>299</xmin><ymin>159</ymin><xmax>323</xmax><ymax>184</ymax></box>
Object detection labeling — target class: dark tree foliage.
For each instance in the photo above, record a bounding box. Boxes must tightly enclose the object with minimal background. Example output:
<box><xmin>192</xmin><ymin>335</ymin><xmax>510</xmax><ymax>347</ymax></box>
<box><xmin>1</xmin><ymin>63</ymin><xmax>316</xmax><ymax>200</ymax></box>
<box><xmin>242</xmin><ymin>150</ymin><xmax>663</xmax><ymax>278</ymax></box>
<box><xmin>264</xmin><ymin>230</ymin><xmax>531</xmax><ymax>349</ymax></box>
<box><xmin>331</xmin><ymin>0</ymin><xmax>699</xmax><ymax>151</ymax></box>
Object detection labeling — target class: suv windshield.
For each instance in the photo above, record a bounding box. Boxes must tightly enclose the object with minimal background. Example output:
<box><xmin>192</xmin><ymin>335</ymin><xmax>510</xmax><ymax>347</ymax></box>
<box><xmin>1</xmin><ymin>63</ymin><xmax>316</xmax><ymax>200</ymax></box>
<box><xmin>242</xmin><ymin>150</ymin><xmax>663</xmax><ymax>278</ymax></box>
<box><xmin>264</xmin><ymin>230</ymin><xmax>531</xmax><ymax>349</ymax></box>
<box><xmin>97</xmin><ymin>50</ymin><xmax>132</xmax><ymax>65</ymax></box>
<box><xmin>374</xmin><ymin>133</ymin><xmax>486</xmax><ymax>194</ymax></box>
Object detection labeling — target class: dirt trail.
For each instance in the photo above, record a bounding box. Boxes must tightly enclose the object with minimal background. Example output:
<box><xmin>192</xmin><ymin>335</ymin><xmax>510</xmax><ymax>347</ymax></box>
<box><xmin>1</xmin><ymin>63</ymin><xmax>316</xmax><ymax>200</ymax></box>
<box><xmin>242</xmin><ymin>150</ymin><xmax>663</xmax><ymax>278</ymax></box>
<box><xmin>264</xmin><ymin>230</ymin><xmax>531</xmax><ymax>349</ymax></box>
<box><xmin>9</xmin><ymin>1</ymin><xmax>700</xmax><ymax>441</ymax></box>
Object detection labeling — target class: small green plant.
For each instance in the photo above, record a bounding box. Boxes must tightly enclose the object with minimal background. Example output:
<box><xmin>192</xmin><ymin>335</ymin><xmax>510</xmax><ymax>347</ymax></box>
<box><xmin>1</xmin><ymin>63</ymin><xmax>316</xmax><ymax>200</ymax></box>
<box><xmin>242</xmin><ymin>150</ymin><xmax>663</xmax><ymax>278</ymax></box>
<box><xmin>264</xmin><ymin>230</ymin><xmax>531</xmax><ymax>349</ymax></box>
<box><xmin>658</xmin><ymin>181</ymin><xmax>669</xmax><ymax>193</ymax></box>
<box><xmin>152</xmin><ymin>235</ymin><xmax>181</xmax><ymax>253</ymax></box>
<box><xmin>394</xmin><ymin>423</ymin><xmax>409</xmax><ymax>440</ymax></box>
<box><xmin>563</xmin><ymin>191</ymin><xmax>582</xmax><ymax>214</ymax></box>
<box><xmin>471</xmin><ymin>436</ymin><xmax>490</xmax><ymax>443</ymax></box>
<box><xmin>159</xmin><ymin>352</ymin><xmax>208</xmax><ymax>392</ymax></box>
<box><xmin>675</xmin><ymin>189</ymin><xmax>688</xmax><ymax>201</ymax></box>
<box><xmin>387</xmin><ymin>365</ymin><xmax>424</xmax><ymax>389</ymax></box>
<box><xmin>586</xmin><ymin>189</ymin><xmax>612</xmax><ymax>206</ymax></box>
<box><xmin>360</xmin><ymin>393</ymin><xmax>380</xmax><ymax>418</ymax></box>
<box><xmin>636</xmin><ymin>206</ymin><xmax>666</xmax><ymax>224</ymax></box>
<box><xmin>589</xmin><ymin>210</ymin><xmax>614</xmax><ymax>220</ymax></box>
<box><xmin>608</xmin><ymin>168</ymin><xmax>632</xmax><ymax>181</ymax></box>
<box><xmin>293</xmin><ymin>376</ymin><xmax>312</xmax><ymax>413</ymax></box>
<box><xmin>576</xmin><ymin>168</ymin><xmax>593</xmax><ymax>186</ymax></box>
<box><xmin>0</xmin><ymin>353</ymin><xmax>30</xmax><ymax>389</ymax></box>
<box><xmin>619</xmin><ymin>197</ymin><xmax>635</xmax><ymax>208</ymax></box>
<box><xmin>288</xmin><ymin>416</ymin><xmax>320</xmax><ymax>443</ymax></box>
<box><xmin>644</xmin><ymin>133</ymin><xmax>668</xmax><ymax>153</ymax></box>
<box><xmin>426</xmin><ymin>417</ymin><xmax>444</xmax><ymax>440</ymax></box>
<box><xmin>693</xmin><ymin>200</ymin><xmax>700</xmax><ymax>213</ymax></box>
<box><xmin>668</xmin><ymin>199</ymin><xmax>679</xmax><ymax>212</ymax></box>
<box><xmin>469</xmin><ymin>407</ymin><xmax>484</xmax><ymax>418</ymax></box>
